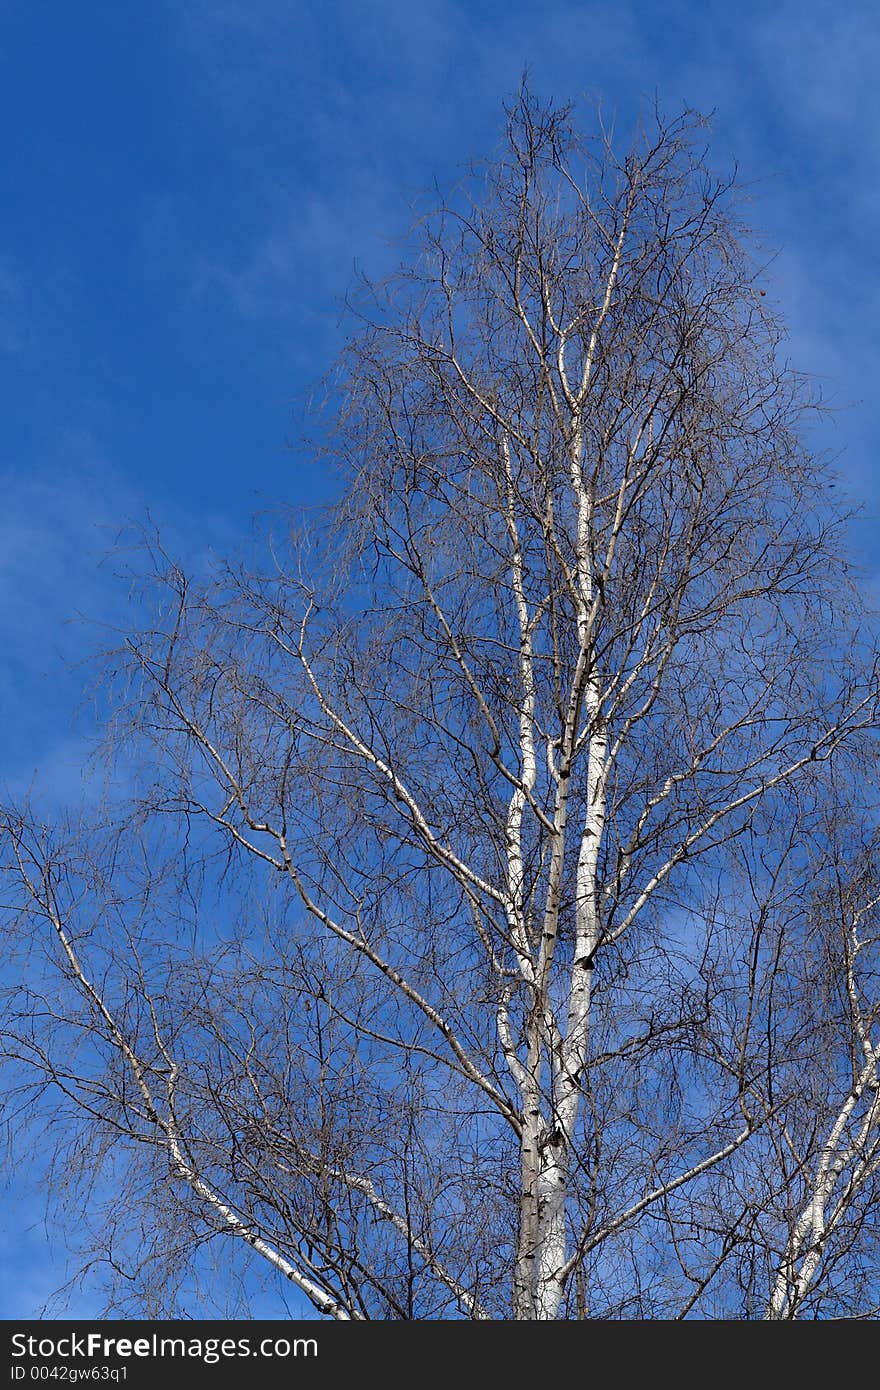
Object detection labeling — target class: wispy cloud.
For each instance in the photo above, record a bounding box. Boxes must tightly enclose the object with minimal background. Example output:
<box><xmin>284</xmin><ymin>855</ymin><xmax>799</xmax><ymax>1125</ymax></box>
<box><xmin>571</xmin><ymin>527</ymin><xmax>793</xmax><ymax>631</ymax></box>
<box><xmin>0</xmin><ymin>437</ymin><xmax>137</xmax><ymax>801</ymax></box>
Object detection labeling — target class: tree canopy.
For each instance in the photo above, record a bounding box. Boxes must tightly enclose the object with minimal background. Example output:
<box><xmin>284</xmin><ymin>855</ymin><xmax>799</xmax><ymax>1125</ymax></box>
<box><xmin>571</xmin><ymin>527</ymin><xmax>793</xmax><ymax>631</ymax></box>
<box><xmin>3</xmin><ymin>88</ymin><xmax>880</xmax><ymax>1320</ymax></box>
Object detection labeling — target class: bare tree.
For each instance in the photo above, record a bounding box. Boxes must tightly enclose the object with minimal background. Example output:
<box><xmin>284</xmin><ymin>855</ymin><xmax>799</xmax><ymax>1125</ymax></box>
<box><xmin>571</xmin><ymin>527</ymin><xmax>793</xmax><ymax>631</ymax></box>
<box><xmin>3</xmin><ymin>87</ymin><xmax>879</xmax><ymax>1320</ymax></box>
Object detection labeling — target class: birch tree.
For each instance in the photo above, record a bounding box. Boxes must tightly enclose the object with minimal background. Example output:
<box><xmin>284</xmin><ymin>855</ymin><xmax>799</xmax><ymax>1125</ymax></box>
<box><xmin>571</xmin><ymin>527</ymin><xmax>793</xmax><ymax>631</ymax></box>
<box><xmin>3</xmin><ymin>88</ymin><xmax>879</xmax><ymax>1319</ymax></box>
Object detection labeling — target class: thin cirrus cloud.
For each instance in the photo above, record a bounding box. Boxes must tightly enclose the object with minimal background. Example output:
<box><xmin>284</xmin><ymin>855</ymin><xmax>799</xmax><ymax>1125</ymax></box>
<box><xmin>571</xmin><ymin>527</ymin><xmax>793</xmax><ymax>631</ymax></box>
<box><xmin>0</xmin><ymin>446</ymin><xmax>136</xmax><ymax>806</ymax></box>
<box><xmin>178</xmin><ymin>0</ymin><xmax>880</xmax><ymax>575</ymax></box>
<box><xmin>176</xmin><ymin>1</ymin><xmax>878</xmax><ymax>367</ymax></box>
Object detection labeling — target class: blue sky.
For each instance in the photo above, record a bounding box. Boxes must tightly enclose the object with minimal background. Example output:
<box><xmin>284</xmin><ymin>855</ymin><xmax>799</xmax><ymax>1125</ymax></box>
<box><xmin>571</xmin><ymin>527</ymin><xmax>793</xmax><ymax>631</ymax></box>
<box><xmin>2</xmin><ymin>0</ymin><xmax>879</xmax><ymax>1317</ymax></box>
